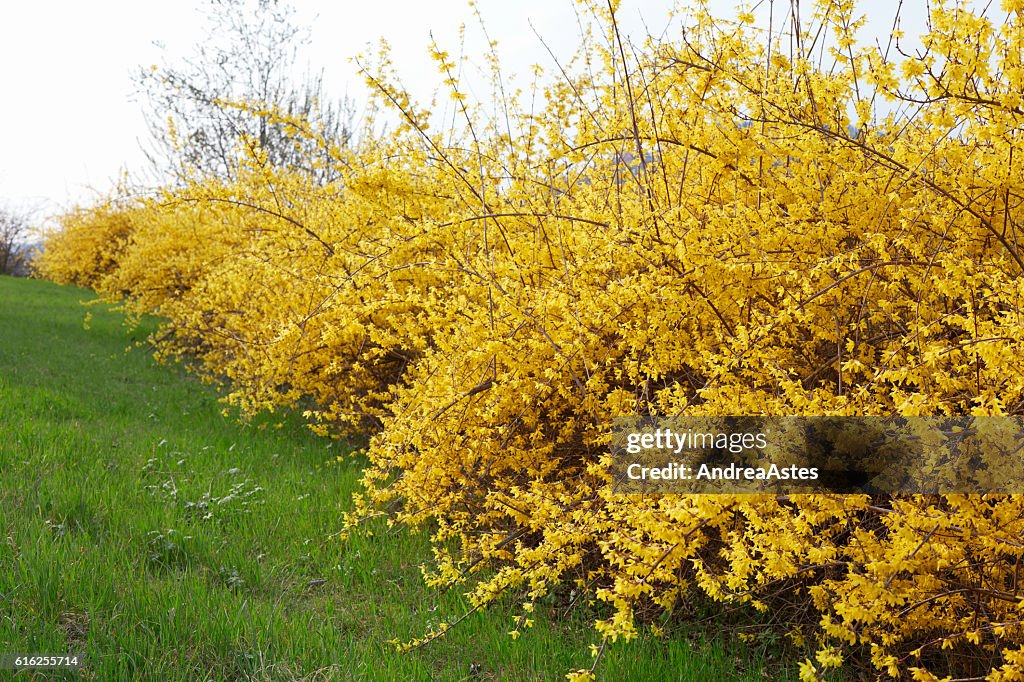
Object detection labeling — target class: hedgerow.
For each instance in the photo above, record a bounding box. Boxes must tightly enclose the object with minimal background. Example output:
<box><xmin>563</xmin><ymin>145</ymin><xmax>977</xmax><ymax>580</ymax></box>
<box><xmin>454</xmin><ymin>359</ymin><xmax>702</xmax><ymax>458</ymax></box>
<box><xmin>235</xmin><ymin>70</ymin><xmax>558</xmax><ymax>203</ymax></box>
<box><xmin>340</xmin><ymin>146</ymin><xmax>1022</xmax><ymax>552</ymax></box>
<box><xmin>37</xmin><ymin>1</ymin><xmax>1024</xmax><ymax>678</ymax></box>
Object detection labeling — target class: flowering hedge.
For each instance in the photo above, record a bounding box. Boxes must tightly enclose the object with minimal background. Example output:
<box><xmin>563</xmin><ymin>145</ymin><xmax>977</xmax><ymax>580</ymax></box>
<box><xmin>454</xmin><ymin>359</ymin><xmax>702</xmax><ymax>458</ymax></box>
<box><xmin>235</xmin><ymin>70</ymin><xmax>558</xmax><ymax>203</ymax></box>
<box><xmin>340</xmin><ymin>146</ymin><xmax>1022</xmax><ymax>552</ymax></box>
<box><xmin>38</xmin><ymin>1</ymin><xmax>1024</xmax><ymax>678</ymax></box>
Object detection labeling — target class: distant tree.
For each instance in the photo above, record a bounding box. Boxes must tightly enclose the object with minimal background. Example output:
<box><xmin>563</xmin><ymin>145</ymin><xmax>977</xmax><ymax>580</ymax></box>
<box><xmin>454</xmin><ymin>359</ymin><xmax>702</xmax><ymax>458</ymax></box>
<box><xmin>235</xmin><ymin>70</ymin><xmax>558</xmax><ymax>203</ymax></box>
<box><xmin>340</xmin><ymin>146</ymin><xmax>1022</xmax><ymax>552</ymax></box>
<box><xmin>0</xmin><ymin>207</ymin><xmax>31</xmax><ymax>276</ymax></box>
<box><xmin>135</xmin><ymin>0</ymin><xmax>353</xmax><ymax>185</ymax></box>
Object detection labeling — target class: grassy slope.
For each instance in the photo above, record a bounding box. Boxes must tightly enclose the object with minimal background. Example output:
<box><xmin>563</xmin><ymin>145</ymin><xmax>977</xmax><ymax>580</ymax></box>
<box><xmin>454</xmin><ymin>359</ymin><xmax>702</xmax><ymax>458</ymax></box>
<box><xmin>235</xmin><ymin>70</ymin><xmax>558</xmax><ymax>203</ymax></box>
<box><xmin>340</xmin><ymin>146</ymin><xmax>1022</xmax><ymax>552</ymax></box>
<box><xmin>0</xmin><ymin>276</ymin><xmax>792</xmax><ymax>681</ymax></box>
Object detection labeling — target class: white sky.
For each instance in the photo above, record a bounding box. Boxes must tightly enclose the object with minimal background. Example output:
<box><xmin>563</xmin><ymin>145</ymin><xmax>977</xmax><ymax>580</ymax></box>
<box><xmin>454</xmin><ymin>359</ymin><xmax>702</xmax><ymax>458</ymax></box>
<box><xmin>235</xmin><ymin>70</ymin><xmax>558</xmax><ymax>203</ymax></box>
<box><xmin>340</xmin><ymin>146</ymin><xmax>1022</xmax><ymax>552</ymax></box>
<box><xmin>0</xmin><ymin>0</ymin><xmax>951</xmax><ymax>217</ymax></box>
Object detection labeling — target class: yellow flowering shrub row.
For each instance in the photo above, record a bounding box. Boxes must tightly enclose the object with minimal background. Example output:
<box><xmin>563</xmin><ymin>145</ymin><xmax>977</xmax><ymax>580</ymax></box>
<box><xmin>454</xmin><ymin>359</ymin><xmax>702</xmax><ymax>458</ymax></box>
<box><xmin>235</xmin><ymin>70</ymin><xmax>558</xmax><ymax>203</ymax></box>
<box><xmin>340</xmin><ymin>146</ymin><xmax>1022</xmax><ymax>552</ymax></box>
<box><xmin>38</xmin><ymin>1</ymin><xmax>1024</xmax><ymax>677</ymax></box>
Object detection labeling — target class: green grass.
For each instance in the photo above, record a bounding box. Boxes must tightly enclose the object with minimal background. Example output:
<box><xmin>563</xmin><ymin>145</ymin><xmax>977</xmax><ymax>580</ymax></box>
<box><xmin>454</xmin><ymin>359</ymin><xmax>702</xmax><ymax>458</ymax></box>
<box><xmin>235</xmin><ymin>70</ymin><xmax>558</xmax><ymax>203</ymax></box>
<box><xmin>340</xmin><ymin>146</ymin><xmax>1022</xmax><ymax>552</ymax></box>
<box><xmin>0</xmin><ymin>275</ymin><xmax>798</xmax><ymax>681</ymax></box>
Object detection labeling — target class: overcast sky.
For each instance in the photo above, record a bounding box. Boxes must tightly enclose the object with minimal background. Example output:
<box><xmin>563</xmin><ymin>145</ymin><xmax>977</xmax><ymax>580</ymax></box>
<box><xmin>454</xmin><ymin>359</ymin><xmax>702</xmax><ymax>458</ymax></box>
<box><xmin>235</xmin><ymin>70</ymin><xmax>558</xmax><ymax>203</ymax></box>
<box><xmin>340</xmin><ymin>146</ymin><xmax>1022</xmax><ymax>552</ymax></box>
<box><xmin>0</xmin><ymin>0</ymin><xmax>946</xmax><ymax>216</ymax></box>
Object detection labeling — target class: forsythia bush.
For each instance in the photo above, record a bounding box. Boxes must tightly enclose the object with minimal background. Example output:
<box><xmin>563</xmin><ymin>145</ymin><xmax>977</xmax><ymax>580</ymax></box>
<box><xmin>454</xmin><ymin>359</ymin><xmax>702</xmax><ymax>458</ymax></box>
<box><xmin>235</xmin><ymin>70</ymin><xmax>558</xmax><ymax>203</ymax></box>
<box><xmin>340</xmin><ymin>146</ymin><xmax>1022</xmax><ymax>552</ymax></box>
<box><xmin>37</xmin><ymin>0</ymin><xmax>1024</xmax><ymax>677</ymax></box>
